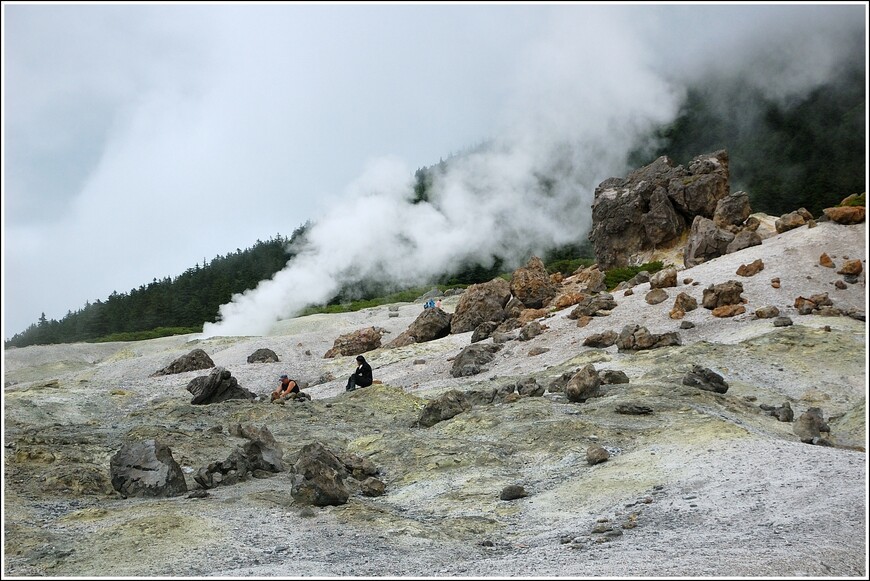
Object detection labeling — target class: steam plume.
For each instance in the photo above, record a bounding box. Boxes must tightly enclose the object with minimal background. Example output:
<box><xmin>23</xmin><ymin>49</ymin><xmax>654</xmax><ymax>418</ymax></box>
<box><xmin>202</xmin><ymin>5</ymin><xmax>864</xmax><ymax>338</ymax></box>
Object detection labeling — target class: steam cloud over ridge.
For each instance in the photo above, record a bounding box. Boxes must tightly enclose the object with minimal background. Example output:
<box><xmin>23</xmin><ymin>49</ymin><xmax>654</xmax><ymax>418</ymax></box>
<box><xmin>200</xmin><ymin>5</ymin><xmax>865</xmax><ymax>338</ymax></box>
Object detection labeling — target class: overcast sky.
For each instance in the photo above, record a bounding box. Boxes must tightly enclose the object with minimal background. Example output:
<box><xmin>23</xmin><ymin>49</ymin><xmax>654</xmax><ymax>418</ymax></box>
<box><xmin>3</xmin><ymin>2</ymin><xmax>866</xmax><ymax>339</ymax></box>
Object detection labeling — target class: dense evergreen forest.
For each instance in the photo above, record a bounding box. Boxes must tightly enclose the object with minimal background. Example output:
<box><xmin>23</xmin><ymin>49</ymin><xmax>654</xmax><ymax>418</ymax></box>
<box><xmin>6</xmin><ymin>55</ymin><xmax>864</xmax><ymax>349</ymax></box>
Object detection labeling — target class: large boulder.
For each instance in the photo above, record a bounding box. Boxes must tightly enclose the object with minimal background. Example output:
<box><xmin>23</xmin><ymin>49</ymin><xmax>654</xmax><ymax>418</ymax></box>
<box><xmin>110</xmin><ymin>439</ymin><xmax>188</xmax><ymax>498</ymax></box>
<box><xmin>684</xmin><ymin>216</ymin><xmax>736</xmax><ymax>268</ymax></box>
<box><xmin>186</xmin><ymin>367</ymin><xmax>257</xmax><ymax>405</ymax></box>
<box><xmin>247</xmin><ymin>348</ymin><xmax>279</xmax><ymax>363</ymax></box>
<box><xmin>450</xmin><ymin>278</ymin><xmax>512</xmax><ymax>334</ymax></box>
<box><xmin>417</xmin><ymin>390</ymin><xmax>472</xmax><ymax>428</ymax></box>
<box><xmin>290</xmin><ymin>442</ymin><xmax>351</xmax><ymax>507</ymax></box>
<box><xmin>590</xmin><ymin>150</ymin><xmax>730</xmax><ymax>269</ymax></box>
<box><xmin>152</xmin><ymin>348</ymin><xmax>215</xmax><ymax>376</ymax></box>
<box><xmin>388</xmin><ymin>308</ymin><xmax>452</xmax><ymax>348</ymax></box>
<box><xmin>510</xmin><ymin>256</ymin><xmax>558</xmax><ymax>309</ymax></box>
<box><xmin>450</xmin><ymin>343</ymin><xmax>502</xmax><ymax>377</ymax></box>
<box><xmin>324</xmin><ymin>326</ymin><xmax>386</xmax><ymax>358</ymax></box>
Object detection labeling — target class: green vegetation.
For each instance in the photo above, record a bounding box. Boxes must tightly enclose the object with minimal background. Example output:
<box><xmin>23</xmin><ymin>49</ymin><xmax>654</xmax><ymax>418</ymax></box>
<box><xmin>92</xmin><ymin>327</ymin><xmax>203</xmax><ymax>343</ymax></box>
<box><xmin>839</xmin><ymin>193</ymin><xmax>866</xmax><ymax>207</ymax></box>
<box><xmin>630</xmin><ymin>44</ymin><xmax>865</xmax><ymax>217</ymax></box>
<box><xmin>604</xmin><ymin>261</ymin><xmax>665</xmax><ymax>291</ymax></box>
<box><xmin>5</xmin><ymin>230</ymin><xmax>306</xmax><ymax>349</ymax></box>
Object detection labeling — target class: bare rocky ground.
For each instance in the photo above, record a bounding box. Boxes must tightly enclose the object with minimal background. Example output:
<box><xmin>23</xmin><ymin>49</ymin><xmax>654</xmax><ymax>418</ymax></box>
<box><xmin>2</xmin><ymin>218</ymin><xmax>867</xmax><ymax>579</ymax></box>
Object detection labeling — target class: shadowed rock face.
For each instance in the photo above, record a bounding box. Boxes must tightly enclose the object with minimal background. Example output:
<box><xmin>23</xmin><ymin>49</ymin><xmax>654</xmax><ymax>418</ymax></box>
<box><xmin>590</xmin><ymin>150</ymin><xmax>730</xmax><ymax>270</ymax></box>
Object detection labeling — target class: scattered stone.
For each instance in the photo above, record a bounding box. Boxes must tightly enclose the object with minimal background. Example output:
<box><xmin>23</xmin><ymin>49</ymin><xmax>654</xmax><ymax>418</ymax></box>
<box><xmin>152</xmin><ymin>348</ymin><xmax>215</xmax><ymax>376</ymax></box>
<box><xmin>682</xmin><ymin>365</ymin><xmax>729</xmax><ymax>394</ymax></box>
<box><xmin>565</xmin><ymin>365</ymin><xmax>602</xmax><ymax>403</ymax></box>
<box><xmin>586</xmin><ymin>445</ymin><xmax>610</xmax><ymax>466</ymax></box>
<box><xmin>823</xmin><ymin>206</ymin><xmax>865</xmax><ymax>225</ymax></box>
<box><xmin>583</xmin><ymin>330</ymin><xmax>618</xmax><ymax>348</ymax></box>
<box><xmin>599</xmin><ymin>369</ymin><xmax>630</xmax><ymax>385</ymax></box>
<box><xmin>773</xmin><ymin>317</ymin><xmax>794</xmax><ymax>327</ymax></box>
<box><xmin>680</xmin><ymin>321</ymin><xmax>695</xmax><ymax>329</ymax></box>
<box><xmin>736</xmin><ymin>258</ymin><xmax>764</xmax><ymax>277</ymax></box>
<box><xmin>837</xmin><ymin>259</ymin><xmax>863</xmax><ymax>276</ymax></box>
<box><xmin>771</xmin><ymin>277</ymin><xmax>781</xmax><ymax>289</ymax></box>
<box><xmin>755</xmin><ymin>306</ymin><xmax>780</xmax><ymax>319</ymax></box>
<box><xmin>247</xmin><ymin>348</ymin><xmax>279</xmax><ymax>363</ymax></box>
<box><xmin>615</xmin><ymin>404</ymin><xmax>653</xmax><ymax>415</ymax></box>
<box><xmin>711</xmin><ymin>304</ymin><xmax>746</xmax><ymax>318</ymax></box>
<box><xmin>500</xmin><ymin>485</ymin><xmax>528</xmax><ymax>501</ymax></box>
<box><xmin>794</xmin><ymin>407</ymin><xmax>830</xmax><ymax>444</ymax></box>
<box><xmin>645</xmin><ymin>288</ymin><xmax>669</xmax><ymax>305</ymax></box>
<box><xmin>819</xmin><ymin>253</ymin><xmax>835</xmax><ymax>268</ymax></box>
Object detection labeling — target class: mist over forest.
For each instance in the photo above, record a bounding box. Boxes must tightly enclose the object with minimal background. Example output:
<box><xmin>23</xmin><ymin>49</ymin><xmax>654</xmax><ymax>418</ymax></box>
<box><xmin>6</xmin><ymin>38</ymin><xmax>866</xmax><ymax>348</ymax></box>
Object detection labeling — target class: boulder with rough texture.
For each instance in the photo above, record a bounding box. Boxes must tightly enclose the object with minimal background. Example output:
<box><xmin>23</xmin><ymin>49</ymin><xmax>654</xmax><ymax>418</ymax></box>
<box><xmin>450</xmin><ymin>343</ymin><xmax>502</xmax><ymax>377</ymax></box>
<box><xmin>417</xmin><ymin>390</ymin><xmax>472</xmax><ymax>427</ymax></box>
<box><xmin>247</xmin><ymin>348</ymin><xmax>279</xmax><ymax>363</ymax></box>
<box><xmin>450</xmin><ymin>278</ymin><xmax>512</xmax><ymax>334</ymax></box>
<box><xmin>388</xmin><ymin>308</ymin><xmax>452</xmax><ymax>348</ymax></box>
<box><xmin>324</xmin><ymin>326</ymin><xmax>386</xmax><ymax>358</ymax></box>
<box><xmin>589</xmin><ymin>150</ymin><xmax>730</xmax><ymax>270</ymax></box>
<box><xmin>682</xmin><ymin>365</ymin><xmax>729</xmax><ymax>394</ymax></box>
<box><xmin>152</xmin><ymin>348</ymin><xmax>215</xmax><ymax>376</ymax></box>
<box><xmin>684</xmin><ymin>216</ymin><xmax>735</xmax><ymax>268</ymax></box>
<box><xmin>186</xmin><ymin>367</ymin><xmax>257</xmax><ymax>405</ymax></box>
<box><xmin>291</xmin><ymin>442</ymin><xmax>351</xmax><ymax>506</ymax></box>
<box><xmin>510</xmin><ymin>256</ymin><xmax>557</xmax><ymax>309</ymax></box>
<box><xmin>110</xmin><ymin>439</ymin><xmax>188</xmax><ymax>498</ymax></box>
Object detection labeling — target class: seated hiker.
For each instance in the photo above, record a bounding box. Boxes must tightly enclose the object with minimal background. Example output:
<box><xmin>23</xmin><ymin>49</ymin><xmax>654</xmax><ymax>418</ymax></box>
<box><xmin>345</xmin><ymin>355</ymin><xmax>373</xmax><ymax>392</ymax></box>
<box><xmin>271</xmin><ymin>374</ymin><xmax>300</xmax><ymax>401</ymax></box>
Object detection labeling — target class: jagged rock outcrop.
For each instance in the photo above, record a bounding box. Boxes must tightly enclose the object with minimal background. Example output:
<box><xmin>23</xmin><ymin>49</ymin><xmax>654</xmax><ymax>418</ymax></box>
<box><xmin>110</xmin><ymin>439</ymin><xmax>188</xmax><ymax>498</ymax></box>
<box><xmin>450</xmin><ymin>278</ymin><xmax>512</xmax><ymax>334</ymax></box>
<box><xmin>186</xmin><ymin>366</ymin><xmax>257</xmax><ymax>405</ymax></box>
<box><xmin>152</xmin><ymin>348</ymin><xmax>215</xmax><ymax>376</ymax></box>
<box><xmin>590</xmin><ymin>150</ymin><xmax>730</xmax><ymax>269</ymax></box>
<box><xmin>510</xmin><ymin>256</ymin><xmax>558</xmax><ymax>309</ymax></box>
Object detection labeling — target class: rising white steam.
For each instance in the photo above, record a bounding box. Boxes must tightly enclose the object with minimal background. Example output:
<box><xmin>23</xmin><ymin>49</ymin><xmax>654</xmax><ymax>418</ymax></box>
<box><xmin>201</xmin><ymin>9</ymin><xmax>680</xmax><ymax>338</ymax></box>
<box><xmin>201</xmin><ymin>4</ymin><xmax>864</xmax><ymax>338</ymax></box>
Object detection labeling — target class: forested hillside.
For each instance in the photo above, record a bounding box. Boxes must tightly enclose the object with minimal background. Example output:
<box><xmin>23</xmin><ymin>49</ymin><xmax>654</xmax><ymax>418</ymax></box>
<box><xmin>630</xmin><ymin>52</ymin><xmax>865</xmax><ymax>217</ymax></box>
<box><xmin>5</xmin><ymin>231</ymin><xmax>304</xmax><ymax>348</ymax></box>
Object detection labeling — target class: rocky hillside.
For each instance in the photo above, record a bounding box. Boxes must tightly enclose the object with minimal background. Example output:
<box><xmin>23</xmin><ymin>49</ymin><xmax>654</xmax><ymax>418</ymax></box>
<box><xmin>3</xmin><ymin>194</ymin><xmax>867</xmax><ymax>576</ymax></box>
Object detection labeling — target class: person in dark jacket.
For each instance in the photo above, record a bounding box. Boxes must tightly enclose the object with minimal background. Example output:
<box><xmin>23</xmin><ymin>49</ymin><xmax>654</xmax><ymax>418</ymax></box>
<box><xmin>345</xmin><ymin>355</ymin><xmax>373</xmax><ymax>392</ymax></box>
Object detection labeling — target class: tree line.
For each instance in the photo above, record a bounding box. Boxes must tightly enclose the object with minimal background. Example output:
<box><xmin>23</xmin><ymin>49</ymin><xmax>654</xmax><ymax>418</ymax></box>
<box><xmin>5</xmin><ymin>227</ymin><xmax>307</xmax><ymax>348</ymax></box>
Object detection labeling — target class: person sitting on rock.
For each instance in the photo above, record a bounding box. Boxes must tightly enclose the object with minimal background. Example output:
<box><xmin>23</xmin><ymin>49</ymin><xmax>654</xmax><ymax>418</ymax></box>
<box><xmin>345</xmin><ymin>355</ymin><xmax>373</xmax><ymax>392</ymax></box>
<box><xmin>272</xmin><ymin>374</ymin><xmax>300</xmax><ymax>401</ymax></box>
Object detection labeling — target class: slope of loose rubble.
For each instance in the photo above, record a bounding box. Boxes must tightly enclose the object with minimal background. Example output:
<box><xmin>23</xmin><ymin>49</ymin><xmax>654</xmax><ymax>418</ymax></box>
<box><xmin>2</xmin><ymin>219</ymin><xmax>866</xmax><ymax>578</ymax></box>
